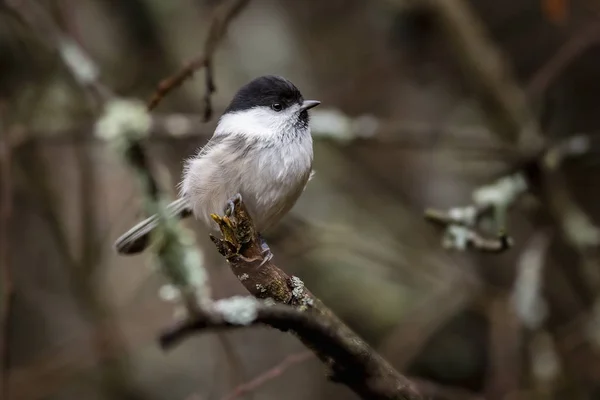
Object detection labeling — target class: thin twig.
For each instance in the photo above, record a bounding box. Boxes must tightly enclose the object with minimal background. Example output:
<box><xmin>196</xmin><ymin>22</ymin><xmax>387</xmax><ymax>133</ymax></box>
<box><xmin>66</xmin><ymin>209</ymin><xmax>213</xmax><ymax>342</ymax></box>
<box><xmin>219</xmin><ymin>351</ymin><xmax>314</xmax><ymax>400</ymax></box>
<box><xmin>147</xmin><ymin>0</ymin><xmax>251</xmax><ymax>115</ymax></box>
<box><xmin>527</xmin><ymin>21</ymin><xmax>600</xmax><ymax>98</ymax></box>
<box><xmin>214</xmin><ymin>333</ymin><xmax>254</xmax><ymax>400</ymax></box>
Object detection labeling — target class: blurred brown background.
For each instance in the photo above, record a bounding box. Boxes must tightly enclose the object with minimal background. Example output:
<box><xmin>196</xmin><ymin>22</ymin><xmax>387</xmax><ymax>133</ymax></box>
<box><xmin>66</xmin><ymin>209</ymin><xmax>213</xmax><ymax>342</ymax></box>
<box><xmin>3</xmin><ymin>0</ymin><xmax>600</xmax><ymax>399</ymax></box>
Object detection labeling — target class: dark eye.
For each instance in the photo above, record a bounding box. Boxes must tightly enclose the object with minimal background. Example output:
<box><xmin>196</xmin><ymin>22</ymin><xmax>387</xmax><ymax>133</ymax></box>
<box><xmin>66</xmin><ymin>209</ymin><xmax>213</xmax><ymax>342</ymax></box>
<box><xmin>271</xmin><ymin>103</ymin><xmax>283</xmax><ymax>112</ymax></box>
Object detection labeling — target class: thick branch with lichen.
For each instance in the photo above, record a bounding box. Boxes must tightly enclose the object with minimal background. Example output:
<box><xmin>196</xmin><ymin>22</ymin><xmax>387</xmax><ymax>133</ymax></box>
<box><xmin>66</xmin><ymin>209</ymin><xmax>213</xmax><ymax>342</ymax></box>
<box><xmin>163</xmin><ymin>195</ymin><xmax>422</xmax><ymax>400</ymax></box>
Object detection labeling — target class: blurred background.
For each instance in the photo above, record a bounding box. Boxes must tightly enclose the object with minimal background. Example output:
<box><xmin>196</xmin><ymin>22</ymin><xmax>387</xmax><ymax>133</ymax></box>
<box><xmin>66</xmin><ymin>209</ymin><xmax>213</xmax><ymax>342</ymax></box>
<box><xmin>3</xmin><ymin>0</ymin><xmax>600</xmax><ymax>399</ymax></box>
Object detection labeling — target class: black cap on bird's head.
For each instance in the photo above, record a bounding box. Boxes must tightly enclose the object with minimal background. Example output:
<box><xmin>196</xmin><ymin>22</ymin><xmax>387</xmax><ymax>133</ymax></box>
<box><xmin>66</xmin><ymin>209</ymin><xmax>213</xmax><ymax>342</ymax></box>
<box><xmin>224</xmin><ymin>75</ymin><xmax>320</xmax><ymax>117</ymax></box>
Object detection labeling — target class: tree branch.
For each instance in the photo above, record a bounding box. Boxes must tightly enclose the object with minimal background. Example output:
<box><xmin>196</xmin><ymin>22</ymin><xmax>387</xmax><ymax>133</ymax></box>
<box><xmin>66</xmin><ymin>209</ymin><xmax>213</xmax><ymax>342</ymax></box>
<box><xmin>163</xmin><ymin>195</ymin><xmax>423</xmax><ymax>400</ymax></box>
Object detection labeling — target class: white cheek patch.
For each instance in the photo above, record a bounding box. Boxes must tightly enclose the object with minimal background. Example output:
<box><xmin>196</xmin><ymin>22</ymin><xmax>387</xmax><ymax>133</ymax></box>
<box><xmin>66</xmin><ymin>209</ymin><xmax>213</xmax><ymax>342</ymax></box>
<box><xmin>215</xmin><ymin>106</ymin><xmax>300</xmax><ymax>140</ymax></box>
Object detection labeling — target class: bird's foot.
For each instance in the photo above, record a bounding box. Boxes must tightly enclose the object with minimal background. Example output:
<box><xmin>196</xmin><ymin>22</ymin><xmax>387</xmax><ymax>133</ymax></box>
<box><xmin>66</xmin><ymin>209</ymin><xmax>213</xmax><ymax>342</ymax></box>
<box><xmin>259</xmin><ymin>234</ymin><xmax>273</xmax><ymax>266</ymax></box>
<box><xmin>224</xmin><ymin>193</ymin><xmax>243</xmax><ymax>217</ymax></box>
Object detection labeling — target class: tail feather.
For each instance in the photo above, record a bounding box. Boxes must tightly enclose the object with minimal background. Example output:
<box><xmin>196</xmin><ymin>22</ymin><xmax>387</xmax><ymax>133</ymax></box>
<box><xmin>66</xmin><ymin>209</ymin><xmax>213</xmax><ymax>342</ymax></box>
<box><xmin>114</xmin><ymin>198</ymin><xmax>192</xmax><ymax>255</ymax></box>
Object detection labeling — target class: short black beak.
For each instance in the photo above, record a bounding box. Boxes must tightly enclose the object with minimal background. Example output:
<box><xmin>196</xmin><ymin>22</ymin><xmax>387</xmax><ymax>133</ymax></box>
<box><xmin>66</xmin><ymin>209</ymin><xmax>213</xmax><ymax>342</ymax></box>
<box><xmin>300</xmin><ymin>100</ymin><xmax>321</xmax><ymax>111</ymax></box>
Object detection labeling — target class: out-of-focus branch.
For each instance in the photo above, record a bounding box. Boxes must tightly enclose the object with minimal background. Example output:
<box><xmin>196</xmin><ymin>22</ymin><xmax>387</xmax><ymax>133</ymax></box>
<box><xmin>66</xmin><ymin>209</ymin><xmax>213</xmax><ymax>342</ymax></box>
<box><xmin>6</xmin><ymin>0</ymin><xmax>112</xmax><ymax>106</ymax></box>
<box><xmin>0</xmin><ymin>105</ymin><xmax>13</xmax><ymax>400</ymax></box>
<box><xmin>424</xmin><ymin>173</ymin><xmax>527</xmax><ymax>252</ymax></box>
<box><xmin>310</xmin><ymin>109</ymin><xmax>517</xmax><ymax>162</ymax></box>
<box><xmin>7</xmin><ymin>114</ymin><xmax>212</xmax><ymax>148</ymax></box>
<box><xmin>219</xmin><ymin>351</ymin><xmax>313</xmax><ymax>400</ymax></box>
<box><xmin>528</xmin><ymin>21</ymin><xmax>600</xmax><ymax>98</ymax></box>
<box><xmin>541</xmin><ymin>134</ymin><xmax>600</xmax><ymax>350</ymax></box>
<box><xmin>425</xmin><ymin>205</ymin><xmax>511</xmax><ymax>253</ymax></box>
<box><xmin>528</xmin><ymin>331</ymin><xmax>560</xmax><ymax>400</ymax></box>
<box><xmin>542</xmin><ymin>135</ymin><xmax>600</xmax><ymax>293</ymax></box>
<box><xmin>511</xmin><ymin>231</ymin><xmax>552</xmax><ymax>331</ymax></box>
<box><xmin>389</xmin><ymin>0</ymin><xmax>546</xmax><ymax>157</ymax></box>
<box><xmin>213</xmin><ymin>340</ymin><xmax>486</xmax><ymax>400</ymax></box>
<box><xmin>147</xmin><ymin>0</ymin><xmax>251</xmax><ymax>115</ymax></box>
<box><xmin>424</xmin><ymin>204</ymin><xmax>492</xmax><ymax>228</ymax></box>
<box><xmin>10</xmin><ymin>1</ymin><xmax>228</xmax><ymax>384</ymax></box>
<box><xmin>10</xmin><ymin>0</ymin><xmax>211</xmax><ymax>316</ymax></box>
<box><xmin>542</xmin><ymin>135</ymin><xmax>600</xmax><ymax>257</ymax></box>
<box><xmin>484</xmin><ymin>294</ymin><xmax>522</xmax><ymax>400</ymax></box>
<box><xmin>161</xmin><ymin>298</ymin><xmax>421</xmax><ymax>400</ymax></box>
<box><xmin>444</xmin><ymin>226</ymin><xmax>511</xmax><ymax>253</ymax></box>
<box><xmin>511</xmin><ymin>231</ymin><xmax>561</xmax><ymax>398</ymax></box>
<box><xmin>14</xmin><ymin>111</ymin><xmax>519</xmax><ymax>172</ymax></box>
<box><xmin>95</xmin><ymin>100</ymin><xmax>209</xmax><ymax>314</ymax></box>
<box><xmin>164</xmin><ymin>195</ymin><xmax>423</xmax><ymax>400</ymax></box>
<box><xmin>216</xmin><ymin>351</ymin><xmax>485</xmax><ymax>400</ymax></box>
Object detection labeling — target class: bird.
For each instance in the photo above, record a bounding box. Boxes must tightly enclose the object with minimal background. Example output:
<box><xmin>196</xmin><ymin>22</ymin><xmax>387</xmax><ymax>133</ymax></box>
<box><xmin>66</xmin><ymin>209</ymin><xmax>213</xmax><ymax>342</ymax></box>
<box><xmin>114</xmin><ymin>75</ymin><xmax>320</xmax><ymax>264</ymax></box>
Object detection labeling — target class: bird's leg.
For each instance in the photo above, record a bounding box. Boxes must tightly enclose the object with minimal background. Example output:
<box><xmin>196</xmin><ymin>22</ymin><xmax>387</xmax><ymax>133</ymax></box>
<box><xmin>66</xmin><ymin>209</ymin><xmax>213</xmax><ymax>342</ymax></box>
<box><xmin>258</xmin><ymin>233</ymin><xmax>273</xmax><ymax>266</ymax></box>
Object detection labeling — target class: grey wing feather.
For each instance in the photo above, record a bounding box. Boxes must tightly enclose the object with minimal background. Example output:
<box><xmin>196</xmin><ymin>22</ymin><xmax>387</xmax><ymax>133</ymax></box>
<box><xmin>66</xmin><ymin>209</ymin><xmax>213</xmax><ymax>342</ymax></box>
<box><xmin>114</xmin><ymin>197</ymin><xmax>192</xmax><ymax>255</ymax></box>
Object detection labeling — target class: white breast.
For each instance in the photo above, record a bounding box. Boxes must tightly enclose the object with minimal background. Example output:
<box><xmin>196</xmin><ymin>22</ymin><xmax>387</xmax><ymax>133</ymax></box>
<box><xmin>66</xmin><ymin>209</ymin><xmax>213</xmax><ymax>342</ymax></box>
<box><xmin>241</xmin><ymin>134</ymin><xmax>313</xmax><ymax>231</ymax></box>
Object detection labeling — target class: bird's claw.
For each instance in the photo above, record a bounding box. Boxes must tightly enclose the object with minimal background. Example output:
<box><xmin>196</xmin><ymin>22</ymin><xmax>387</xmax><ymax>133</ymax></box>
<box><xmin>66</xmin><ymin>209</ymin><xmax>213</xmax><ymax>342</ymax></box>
<box><xmin>258</xmin><ymin>234</ymin><xmax>273</xmax><ymax>266</ymax></box>
<box><xmin>224</xmin><ymin>193</ymin><xmax>243</xmax><ymax>217</ymax></box>
<box><xmin>259</xmin><ymin>249</ymin><xmax>273</xmax><ymax>266</ymax></box>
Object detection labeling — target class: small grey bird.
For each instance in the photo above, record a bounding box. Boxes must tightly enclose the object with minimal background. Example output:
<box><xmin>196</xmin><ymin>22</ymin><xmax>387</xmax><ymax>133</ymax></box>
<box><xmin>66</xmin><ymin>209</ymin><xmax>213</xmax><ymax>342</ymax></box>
<box><xmin>114</xmin><ymin>75</ymin><xmax>320</xmax><ymax>263</ymax></box>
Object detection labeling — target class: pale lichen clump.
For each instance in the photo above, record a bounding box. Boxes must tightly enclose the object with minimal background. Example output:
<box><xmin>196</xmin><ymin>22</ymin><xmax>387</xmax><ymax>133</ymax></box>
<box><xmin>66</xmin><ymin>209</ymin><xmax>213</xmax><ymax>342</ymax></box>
<box><xmin>95</xmin><ymin>98</ymin><xmax>152</xmax><ymax>154</ymax></box>
<box><xmin>255</xmin><ymin>283</ymin><xmax>267</xmax><ymax>293</ymax></box>
<box><xmin>239</xmin><ymin>273</ymin><xmax>249</xmax><ymax>281</ymax></box>
<box><xmin>290</xmin><ymin>276</ymin><xmax>314</xmax><ymax>310</ymax></box>
<box><xmin>448</xmin><ymin>205</ymin><xmax>478</xmax><ymax>226</ymax></box>
<box><xmin>473</xmin><ymin>173</ymin><xmax>527</xmax><ymax>209</ymax></box>
<box><xmin>442</xmin><ymin>225</ymin><xmax>471</xmax><ymax>251</ymax></box>
<box><xmin>159</xmin><ymin>284</ymin><xmax>181</xmax><ymax>302</ymax></box>
<box><xmin>213</xmin><ymin>296</ymin><xmax>260</xmax><ymax>325</ymax></box>
<box><xmin>290</xmin><ymin>276</ymin><xmax>305</xmax><ymax>298</ymax></box>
